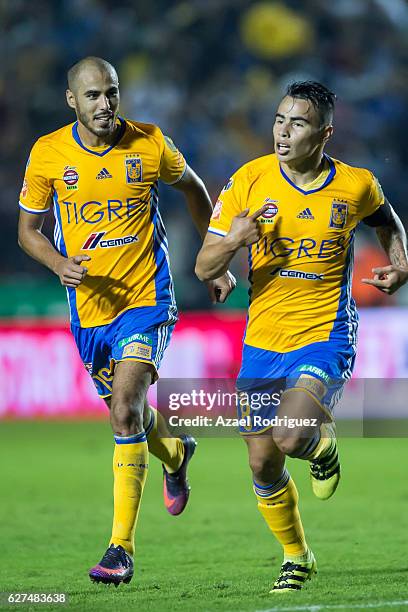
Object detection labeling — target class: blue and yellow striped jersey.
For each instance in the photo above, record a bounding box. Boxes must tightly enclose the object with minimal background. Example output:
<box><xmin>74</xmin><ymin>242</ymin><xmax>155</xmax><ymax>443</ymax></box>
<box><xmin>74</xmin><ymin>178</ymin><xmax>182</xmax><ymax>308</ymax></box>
<box><xmin>19</xmin><ymin>119</ymin><xmax>186</xmax><ymax>328</ymax></box>
<box><xmin>209</xmin><ymin>153</ymin><xmax>384</xmax><ymax>353</ymax></box>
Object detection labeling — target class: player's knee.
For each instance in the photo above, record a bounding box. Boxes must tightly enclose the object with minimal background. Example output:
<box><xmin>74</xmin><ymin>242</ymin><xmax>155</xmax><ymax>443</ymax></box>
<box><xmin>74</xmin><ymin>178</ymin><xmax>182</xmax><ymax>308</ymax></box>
<box><xmin>249</xmin><ymin>455</ymin><xmax>279</xmax><ymax>483</ymax></box>
<box><xmin>110</xmin><ymin>398</ymin><xmax>144</xmax><ymax>435</ymax></box>
<box><xmin>272</xmin><ymin>432</ymin><xmax>307</xmax><ymax>458</ymax></box>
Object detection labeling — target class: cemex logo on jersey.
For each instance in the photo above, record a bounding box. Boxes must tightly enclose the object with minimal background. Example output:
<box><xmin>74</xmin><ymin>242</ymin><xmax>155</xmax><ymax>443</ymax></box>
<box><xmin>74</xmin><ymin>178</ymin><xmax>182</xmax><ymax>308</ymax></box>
<box><xmin>270</xmin><ymin>267</ymin><xmax>324</xmax><ymax>281</ymax></box>
<box><xmin>96</xmin><ymin>167</ymin><xmax>112</xmax><ymax>180</ymax></box>
<box><xmin>82</xmin><ymin>232</ymin><xmax>138</xmax><ymax>250</ymax></box>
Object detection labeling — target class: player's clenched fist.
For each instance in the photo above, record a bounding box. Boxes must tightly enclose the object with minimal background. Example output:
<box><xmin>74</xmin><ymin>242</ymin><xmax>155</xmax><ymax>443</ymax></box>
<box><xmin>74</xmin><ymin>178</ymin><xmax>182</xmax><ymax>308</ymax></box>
<box><xmin>54</xmin><ymin>254</ymin><xmax>91</xmax><ymax>288</ymax></box>
<box><xmin>226</xmin><ymin>205</ymin><xmax>269</xmax><ymax>248</ymax></box>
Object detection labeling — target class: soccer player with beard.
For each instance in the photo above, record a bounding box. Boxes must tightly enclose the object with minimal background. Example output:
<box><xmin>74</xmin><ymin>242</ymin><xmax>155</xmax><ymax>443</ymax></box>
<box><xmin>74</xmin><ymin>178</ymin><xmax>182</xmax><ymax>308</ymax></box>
<box><xmin>18</xmin><ymin>56</ymin><xmax>235</xmax><ymax>586</ymax></box>
<box><xmin>196</xmin><ymin>81</ymin><xmax>408</xmax><ymax>593</ymax></box>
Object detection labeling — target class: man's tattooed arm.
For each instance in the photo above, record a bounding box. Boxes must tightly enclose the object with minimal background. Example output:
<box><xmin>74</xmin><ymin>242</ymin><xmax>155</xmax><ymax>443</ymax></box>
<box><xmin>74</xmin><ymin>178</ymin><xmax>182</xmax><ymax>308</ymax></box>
<box><xmin>362</xmin><ymin>200</ymin><xmax>408</xmax><ymax>294</ymax></box>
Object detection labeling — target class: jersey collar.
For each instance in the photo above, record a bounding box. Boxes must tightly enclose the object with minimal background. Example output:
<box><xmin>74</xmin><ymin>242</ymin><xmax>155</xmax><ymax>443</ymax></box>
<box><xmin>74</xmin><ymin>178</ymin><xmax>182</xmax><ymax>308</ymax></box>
<box><xmin>279</xmin><ymin>153</ymin><xmax>336</xmax><ymax>195</ymax></box>
<box><xmin>71</xmin><ymin>117</ymin><xmax>126</xmax><ymax>156</ymax></box>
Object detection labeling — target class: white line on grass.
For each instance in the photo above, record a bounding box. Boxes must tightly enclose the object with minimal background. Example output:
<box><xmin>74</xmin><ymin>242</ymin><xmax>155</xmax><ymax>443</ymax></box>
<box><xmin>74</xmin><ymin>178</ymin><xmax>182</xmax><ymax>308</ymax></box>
<box><xmin>256</xmin><ymin>599</ymin><xmax>408</xmax><ymax>612</ymax></box>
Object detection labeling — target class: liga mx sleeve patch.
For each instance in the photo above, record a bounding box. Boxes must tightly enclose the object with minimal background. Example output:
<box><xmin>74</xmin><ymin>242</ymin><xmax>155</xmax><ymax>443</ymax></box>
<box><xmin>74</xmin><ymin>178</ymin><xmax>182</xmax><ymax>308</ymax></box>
<box><xmin>211</xmin><ymin>199</ymin><xmax>223</xmax><ymax>220</ymax></box>
<box><xmin>122</xmin><ymin>342</ymin><xmax>153</xmax><ymax>360</ymax></box>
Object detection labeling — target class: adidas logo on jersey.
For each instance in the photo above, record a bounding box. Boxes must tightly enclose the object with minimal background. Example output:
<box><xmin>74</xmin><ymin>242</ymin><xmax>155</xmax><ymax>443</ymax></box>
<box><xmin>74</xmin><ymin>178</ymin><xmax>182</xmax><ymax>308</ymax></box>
<box><xmin>297</xmin><ymin>207</ymin><xmax>314</xmax><ymax>220</ymax></box>
<box><xmin>96</xmin><ymin>167</ymin><xmax>112</xmax><ymax>179</ymax></box>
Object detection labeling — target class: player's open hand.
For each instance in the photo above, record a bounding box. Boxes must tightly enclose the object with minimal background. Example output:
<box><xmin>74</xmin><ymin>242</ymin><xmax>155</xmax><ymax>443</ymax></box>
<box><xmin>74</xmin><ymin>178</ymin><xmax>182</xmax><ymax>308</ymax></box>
<box><xmin>361</xmin><ymin>265</ymin><xmax>408</xmax><ymax>295</ymax></box>
<box><xmin>227</xmin><ymin>205</ymin><xmax>269</xmax><ymax>248</ymax></box>
<box><xmin>54</xmin><ymin>254</ymin><xmax>91</xmax><ymax>288</ymax></box>
<box><xmin>205</xmin><ymin>270</ymin><xmax>237</xmax><ymax>304</ymax></box>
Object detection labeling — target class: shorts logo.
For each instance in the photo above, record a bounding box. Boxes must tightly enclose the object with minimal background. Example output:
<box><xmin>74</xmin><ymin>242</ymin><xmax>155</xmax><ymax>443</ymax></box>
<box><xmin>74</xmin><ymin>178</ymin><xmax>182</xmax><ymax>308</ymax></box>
<box><xmin>259</xmin><ymin>198</ymin><xmax>278</xmax><ymax>224</ymax></box>
<box><xmin>298</xmin><ymin>365</ymin><xmax>331</xmax><ymax>384</ymax></box>
<box><xmin>211</xmin><ymin>199</ymin><xmax>223</xmax><ymax>220</ymax></box>
<box><xmin>125</xmin><ymin>155</ymin><xmax>143</xmax><ymax>183</ymax></box>
<box><xmin>82</xmin><ymin>232</ymin><xmax>138</xmax><ymax>249</ymax></box>
<box><xmin>329</xmin><ymin>200</ymin><xmax>348</xmax><ymax>229</ymax></box>
<box><xmin>63</xmin><ymin>166</ymin><xmax>79</xmax><ymax>190</ymax></box>
<box><xmin>118</xmin><ymin>333</ymin><xmax>152</xmax><ymax>348</ymax></box>
<box><xmin>122</xmin><ymin>342</ymin><xmax>153</xmax><ymax>360</ymax></box>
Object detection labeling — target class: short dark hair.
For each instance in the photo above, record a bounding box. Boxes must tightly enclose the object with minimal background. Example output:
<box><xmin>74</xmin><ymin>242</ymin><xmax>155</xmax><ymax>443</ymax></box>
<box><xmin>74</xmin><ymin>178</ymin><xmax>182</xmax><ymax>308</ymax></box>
<box><xmin>285</xmin><ymin>81</ymin><xmax>336</xmax><ymax>127</ymax></box>
<box><xmin>67</xmin><ymin>56</ymin><xmax>117</xmax><ymax>93</ymax></box>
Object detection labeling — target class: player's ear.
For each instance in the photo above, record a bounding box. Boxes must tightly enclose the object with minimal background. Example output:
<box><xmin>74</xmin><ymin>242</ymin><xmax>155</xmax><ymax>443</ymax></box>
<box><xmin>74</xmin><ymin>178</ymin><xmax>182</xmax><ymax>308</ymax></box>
<box><xmin>322</xmin><ymin>124</ymin><xmax>333</xmax><ymax>144</ymax></box>
<box><xmin>66</xmin><ymin>89</ymin><xmax>76</xmax><ymax>110</ymax></box>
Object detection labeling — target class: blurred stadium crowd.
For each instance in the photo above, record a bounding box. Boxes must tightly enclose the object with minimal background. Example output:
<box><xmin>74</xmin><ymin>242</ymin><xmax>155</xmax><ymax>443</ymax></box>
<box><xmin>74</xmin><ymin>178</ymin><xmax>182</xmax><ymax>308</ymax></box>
<box><xmin>2</xmin><ymin>0</ymin><xmax>408</xmax><ymax>311</ymax></box>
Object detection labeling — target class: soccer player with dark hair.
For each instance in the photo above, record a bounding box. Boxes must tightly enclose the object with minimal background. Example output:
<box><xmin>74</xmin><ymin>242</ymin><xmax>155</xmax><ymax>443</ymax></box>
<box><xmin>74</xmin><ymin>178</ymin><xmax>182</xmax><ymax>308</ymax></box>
<box><xmin>196</xmin><ymin>81</ymin><xmax>408</xmax><ymax>592</ymax></box>
<box><xmin>17</xmin><ymin>56</ymin><xmax>235</xmax><ymax>586</ymax></box>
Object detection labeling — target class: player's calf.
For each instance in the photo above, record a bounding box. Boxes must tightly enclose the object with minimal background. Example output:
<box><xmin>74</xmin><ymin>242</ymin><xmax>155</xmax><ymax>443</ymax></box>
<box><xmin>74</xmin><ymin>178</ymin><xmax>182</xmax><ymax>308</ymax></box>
<box><xmin>245</xmin><ymin>433</ymin><xmax>286</xmax><ymax>486</ymax></box>
<box><xmin>283</xmin><ymin>422</ymin><xmax>341</xmax><ymax>500</ymax></box>
<box><xmin>272</xmin><ymin>387</ymin><xmax>340</xmax><ymax>499</ymax></box>
<box><xmin>276</xmin><ymin>422</ymin><xmax>341</xmax><ymax>500</ymax></box>
<box><xmin>272</xmin><ymin>388</ymin><xmax>326</xmax><ymax>454</ymax></box>
<box><xmin>272</xmin><ymin>432</ymin><xmax>315</xmax><ymax>458</ymax></box>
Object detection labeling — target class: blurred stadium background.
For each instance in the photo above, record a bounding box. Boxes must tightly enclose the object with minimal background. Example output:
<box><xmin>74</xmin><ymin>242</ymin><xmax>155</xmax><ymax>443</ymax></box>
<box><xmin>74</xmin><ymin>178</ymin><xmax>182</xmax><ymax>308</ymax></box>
<box><xmin>1</xmin><ymin>0</ymin><xmax>408</xmax><ymax>418</ymax></box>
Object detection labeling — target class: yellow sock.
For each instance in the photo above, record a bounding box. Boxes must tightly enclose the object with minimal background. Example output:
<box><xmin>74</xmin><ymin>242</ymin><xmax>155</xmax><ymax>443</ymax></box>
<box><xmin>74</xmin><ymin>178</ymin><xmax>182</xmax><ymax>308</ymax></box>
<box><xmin>255</xmin><ymin>477</ymin><xmax>308</xmax><ymax>559</ymax></box>
<box><xmin>145</xmin><ymin>406</ymin><xmax>184</xmax><ymax>473</ymax></box>
<box><xmin>110</xmin><ymin>433</ymin><xmax>148</xmax><ymax>556</ymax></box>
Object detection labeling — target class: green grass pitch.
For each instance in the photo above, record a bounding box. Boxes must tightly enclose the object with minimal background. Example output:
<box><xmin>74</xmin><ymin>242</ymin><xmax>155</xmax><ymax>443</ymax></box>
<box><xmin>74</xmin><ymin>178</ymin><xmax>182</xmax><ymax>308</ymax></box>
<box><xmin>1</xmin><ymin>421</ymin><xmax>408</xmax><ymax>611</ymax></box>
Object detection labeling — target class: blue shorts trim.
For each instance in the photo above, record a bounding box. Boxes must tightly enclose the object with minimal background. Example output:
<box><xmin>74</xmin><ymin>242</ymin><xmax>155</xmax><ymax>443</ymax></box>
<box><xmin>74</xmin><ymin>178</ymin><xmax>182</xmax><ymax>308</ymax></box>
<box><xmin>236</xmin><ymin>341</ymin><xmax>355</xmax><ymax>434</ymax></box>
<box><xmin>72</xmin><ymin>305</ymin><xmax>177</xmax><ymax>398</ymax></box>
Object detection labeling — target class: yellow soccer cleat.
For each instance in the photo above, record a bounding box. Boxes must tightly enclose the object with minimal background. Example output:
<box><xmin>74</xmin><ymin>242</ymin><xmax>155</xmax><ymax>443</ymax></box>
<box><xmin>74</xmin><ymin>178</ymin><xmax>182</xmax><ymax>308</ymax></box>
<box><xmin>307</xmin><ymin>422</ymin><xmax>340</xmax><ymax>500</ymax></box>
<box><xmin>270</xmin><ymin>550</ymin><xmax>317</xmax><ymax>593</ymax></box>
<box><xmin>309</xmin><ymin>436</ymin><xmax>340</xmax><ymax>500</ymax></box>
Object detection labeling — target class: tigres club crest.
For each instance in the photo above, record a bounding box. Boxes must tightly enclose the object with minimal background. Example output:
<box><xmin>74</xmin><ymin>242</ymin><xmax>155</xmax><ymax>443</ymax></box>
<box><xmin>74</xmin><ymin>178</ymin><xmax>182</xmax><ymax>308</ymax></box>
<box><xmin>329</xmin><ymin>200</ymin><xmax>348</xmax><ymax>229</ymax></box>
<box><xmin>125</xmin><ymin>154</ymin><xmax>143</xmax><ymax>183</ymax></box>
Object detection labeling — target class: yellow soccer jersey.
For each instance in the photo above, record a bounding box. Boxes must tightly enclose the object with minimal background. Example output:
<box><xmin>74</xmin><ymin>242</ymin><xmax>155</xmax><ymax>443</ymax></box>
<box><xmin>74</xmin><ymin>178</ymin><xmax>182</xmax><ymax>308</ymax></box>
<box><xmin>209</xmin><ymin>153</ymin><xmax>385</xmax><ymax>353</ymax></box>
<box><xmin>19</xmin><ymin>119</ymin><xmax>186</xmax><ymax>328</ymax></box>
